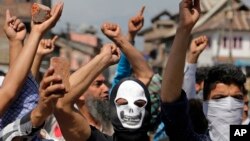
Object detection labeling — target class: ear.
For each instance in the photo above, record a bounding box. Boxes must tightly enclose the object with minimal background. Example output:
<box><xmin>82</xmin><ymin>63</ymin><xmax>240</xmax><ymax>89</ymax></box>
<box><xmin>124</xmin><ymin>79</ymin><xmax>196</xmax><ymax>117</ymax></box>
<box><xmin>195</xmin><ymin>83</ymin><xmax>201</xmax><ymax>93</ymax></box>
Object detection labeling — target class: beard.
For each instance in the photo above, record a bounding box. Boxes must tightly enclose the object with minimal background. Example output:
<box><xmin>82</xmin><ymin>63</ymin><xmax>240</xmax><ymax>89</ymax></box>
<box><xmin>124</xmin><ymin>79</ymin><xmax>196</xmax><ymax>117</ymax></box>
<box><xmin>86</xmin><ymin>96</ymin><xmax>112</xmax><ymax>128</ymax></box>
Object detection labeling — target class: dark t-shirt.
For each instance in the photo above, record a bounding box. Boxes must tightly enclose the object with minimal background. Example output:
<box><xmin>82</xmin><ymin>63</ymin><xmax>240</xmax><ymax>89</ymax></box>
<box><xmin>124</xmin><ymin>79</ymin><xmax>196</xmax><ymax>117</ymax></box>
<box><xmin>87</xmin><ymin>126</ymin><xmax>113</xmax><ymax>141</ymax></box>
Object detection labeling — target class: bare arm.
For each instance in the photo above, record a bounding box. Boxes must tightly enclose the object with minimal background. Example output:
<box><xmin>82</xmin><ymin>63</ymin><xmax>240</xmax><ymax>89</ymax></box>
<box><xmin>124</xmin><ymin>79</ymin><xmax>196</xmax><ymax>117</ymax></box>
<box><xmin>161</xmin><ymin>0</ymin><xmax>201</xmax><ymax>103</ymax></box>
<box><xmin>55</xmin><ymin>44</ymin><xmax>120</xmax><ymax>141</ymax></box>
<box><xmin>111</xmin><ymin>6</ymin><xmax>147</xmax><ymax>88</ymax></box>
<box><xmin>101</xmin><ymin>22</ymin><xmax>153</xmax><ymax>86</ymax></box>
<box><xmin>0</xmin><ymin>2</ymin><xmax>63</xmax><ymax>116</ymax></box>
<box><xmin>4</xmin><ymin>10</ymin><xmax>26</xmax><ymax>68</ymax></box>
<box><xmin>31</xmin><ymin>36</ymin><xmax>58</xmax><ymax>79</ymax></box>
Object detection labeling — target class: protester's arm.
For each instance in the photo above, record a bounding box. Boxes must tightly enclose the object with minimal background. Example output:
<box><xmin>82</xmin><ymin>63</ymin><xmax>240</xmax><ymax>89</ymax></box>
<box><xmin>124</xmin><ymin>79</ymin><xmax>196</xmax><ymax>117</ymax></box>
<box><xmin>161</xmin><ymin>0</ymin><xmax>200</xmax><ymax>103</ymax></box>
<box><xmin>101</xmin><ymin>23</ymin><xmax>153</xmax><ymax>86</ymax></box>
<box><xmin>0</xmin><ymin>68</ymin><xmax>65</xmax><ymax>141</ymax></box>
<box><xmin>55</xmin><ymin>44</ymin><xmax>120</xmax><ymax>141</ymax></box>
<box><xmin>182</xmin><ymin>35</ymin><xmax>208</xmax><ymax>99</ymax></box>
<box><xmin>0</xmin><ymin>2</ymin><xmax>63</xmax><ymax>117</ymax></box>
<box><xmin>4</xmin><ymin>10</ymin><xmax>26</xmax><ymax>68</ymax></box>
<box><xmin>112</xmin><ymin>6</ymin><xmax>145</xmax><ymax>89</ymax></box>
<box><xmin>31</xmin><ymin>36</ymin><xmax>58</xmax><ymax>79</ymax></box>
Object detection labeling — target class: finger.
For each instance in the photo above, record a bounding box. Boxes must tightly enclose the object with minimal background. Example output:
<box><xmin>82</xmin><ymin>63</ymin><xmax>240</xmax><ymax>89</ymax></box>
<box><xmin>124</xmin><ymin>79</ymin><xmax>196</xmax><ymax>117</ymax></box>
<box><xmin>47</xmin><ymin>40</ymin><xmax>52</xmax><ymax>47</ymax></box>
<box><xmin>17</xmin><ymin>22</ymin><xmax>26</xmax><ymax>31</ymax></box>
<box><xmin>13</xmin><ymin>19</ymin><xmax>21</xmax><ymax>29</ymax></box>
<box><xmin>40</xmin><ymin>67</ymin><xmax>54</xmax><ymax>90</ymax></box>
<box><xmin>115</xmin><ymin>47</ymin><xmax>121</xmax><ymax>58</ymax></box>
<box><xmin>139</xmin><ymin>6</ymin><xmax>145</xmax><ymax>16</ymax></box>
<box><xmin>5</xmin><ymin>9</ymin><xmax>11</xmax><ymax>21</ymax></box>
<box><xmin>42</xmin><ymin>75</ymin><xmax>62</xmax><ymax>90</ymax></box>
<box><xmin>52</xmin><ymin>35</ymin><xmax>58</xmax><ymax>43</ymax></box>
<box><xmin>44</xmin><ymin>83</ymin><xmax>65</xmax><ymax>97</ymax></box>
<box><xmin>194</xmin><ymin>0</ymin><xmax>201</xmax><ymax>13</ymax></box>
<box><xmin>48</xmin><ymin>94</ymin><xmax>64</xmax><ymax>101</ymax></box>
<box><xmin>49</xmin><ymin>2</ymin><xmax>64</xmax><ymax>23</ymax></box>
<box><xmin>8</xmin><ymin>16</ymin><xmax>17</xmax><ymax>27</ymax></box>
<box><xmin>40</xmin><ymin>39</ymin><xmax>45</xmax><ymax>46</ymax></box>
<box><xmin>110</xmin><ymin>43</ymin><xmax>117</xmax><ymax>52</ymax></box>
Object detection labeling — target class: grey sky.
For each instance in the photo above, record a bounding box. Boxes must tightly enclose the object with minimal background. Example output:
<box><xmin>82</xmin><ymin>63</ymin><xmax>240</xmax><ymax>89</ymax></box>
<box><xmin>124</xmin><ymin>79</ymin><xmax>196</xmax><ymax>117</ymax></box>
<box><xmin>52</xmin><ymin>0</ymin><xmax>250</xmax><ymax>48</ymax></box>
<box><xmin>52</xmin><ymin>0</ymin><xmax>180</xmax><ymax>33</ymax></box>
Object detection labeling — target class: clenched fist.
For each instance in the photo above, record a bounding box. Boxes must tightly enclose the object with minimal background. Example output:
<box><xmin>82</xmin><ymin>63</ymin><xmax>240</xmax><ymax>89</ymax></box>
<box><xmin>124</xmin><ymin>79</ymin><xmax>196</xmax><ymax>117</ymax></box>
<box><xmin>100</xmin><ymin>43</ymin><xmax>121</xmax><ymax>66</ymax></box>
<box><xmin>101</xmin><ymin>23</ymin><xmax>121</xmax><ymax>40</ymax></box>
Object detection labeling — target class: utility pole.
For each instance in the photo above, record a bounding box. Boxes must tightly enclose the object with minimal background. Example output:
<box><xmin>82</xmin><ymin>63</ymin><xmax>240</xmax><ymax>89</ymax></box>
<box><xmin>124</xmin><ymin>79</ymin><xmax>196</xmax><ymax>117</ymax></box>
<box><xmin>227</xmin><ymin>0</ymin><xmax>234</xmax><ymax>64</ymax></box>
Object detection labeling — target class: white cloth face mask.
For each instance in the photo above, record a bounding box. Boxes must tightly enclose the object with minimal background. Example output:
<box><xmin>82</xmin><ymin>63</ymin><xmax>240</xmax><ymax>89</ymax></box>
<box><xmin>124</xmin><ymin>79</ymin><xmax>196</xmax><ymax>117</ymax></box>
<box><xmin>114</xmin><ymin>80</ymin><xmax>147</xmax><ymax>129</ymax></box>
<box><xmin>203</xmin><ymin>96</ymin><xmax>243</xmax><ymax>141</ymax></box>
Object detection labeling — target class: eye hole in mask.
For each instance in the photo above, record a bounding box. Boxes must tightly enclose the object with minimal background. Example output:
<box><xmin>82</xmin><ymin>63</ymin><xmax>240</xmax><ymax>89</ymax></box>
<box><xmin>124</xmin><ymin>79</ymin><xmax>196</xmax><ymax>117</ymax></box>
<box><xmin>134</xmin><ymin>100</ymin><xmax>147</xmax><ymax>108</ymax></box>
<box><xmin>116</xmin><ymin>98</ymin><xmax>128</xmax><ymax>105</ymax></box>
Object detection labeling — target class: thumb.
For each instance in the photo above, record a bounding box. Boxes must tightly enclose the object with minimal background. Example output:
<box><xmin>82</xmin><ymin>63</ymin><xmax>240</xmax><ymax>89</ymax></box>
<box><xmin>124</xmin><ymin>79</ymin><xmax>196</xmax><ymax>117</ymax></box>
<box><xmin>192</xmin><ymin>8</ymin><xmax>200</xmax><ymax>22</ymax></box>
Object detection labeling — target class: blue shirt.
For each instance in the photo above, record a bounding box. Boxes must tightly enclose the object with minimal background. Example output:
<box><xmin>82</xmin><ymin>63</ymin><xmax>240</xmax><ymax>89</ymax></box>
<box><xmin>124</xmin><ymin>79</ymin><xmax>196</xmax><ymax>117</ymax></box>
<box><xmin>0</xmin><ymin>73</ymin><xmax>39</xmax><ymax>129</ymax></box>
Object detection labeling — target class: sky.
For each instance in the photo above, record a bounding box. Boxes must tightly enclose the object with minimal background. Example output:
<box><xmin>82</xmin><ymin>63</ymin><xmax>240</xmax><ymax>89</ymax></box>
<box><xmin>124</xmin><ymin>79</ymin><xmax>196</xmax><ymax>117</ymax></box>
<box><xmin>52</xmin><ymin>0</ymin><xmax>180</xmax><ymax>33</ymax></box>
<box><xmin>51</xmin><ymin>0</ymin><xmax>250</xmax><ymax>48</ymax></box>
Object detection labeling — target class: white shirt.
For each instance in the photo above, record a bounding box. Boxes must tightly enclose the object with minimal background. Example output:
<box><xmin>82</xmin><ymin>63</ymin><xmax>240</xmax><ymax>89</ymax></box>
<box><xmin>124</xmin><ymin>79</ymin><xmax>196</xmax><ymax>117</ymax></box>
<box><xmin>0</xmin><ymin>76</ymin><xmax>4</xmax><ymax>86</ymax></box>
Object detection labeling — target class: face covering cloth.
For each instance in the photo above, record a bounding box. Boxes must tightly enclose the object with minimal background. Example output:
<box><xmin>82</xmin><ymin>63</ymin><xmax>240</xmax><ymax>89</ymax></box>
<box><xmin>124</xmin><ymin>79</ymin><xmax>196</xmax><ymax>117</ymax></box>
<box><xmin>203</xmin><ymin>96</ymin><xmax>243</xmax><ymax>141</ymax></box>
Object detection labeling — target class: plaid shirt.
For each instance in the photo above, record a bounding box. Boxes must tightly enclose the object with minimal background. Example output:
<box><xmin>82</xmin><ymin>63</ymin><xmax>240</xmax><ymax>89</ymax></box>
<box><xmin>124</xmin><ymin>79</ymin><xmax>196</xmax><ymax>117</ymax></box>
<box><xmin>0</xmin><ymin>73</ymin><xmax>39</xmax><ymax>129</ymax></box>
<box><xmin>0</xmin><ymin>112</ymin><xmax>42</xmax><ymax>141</ymax></box>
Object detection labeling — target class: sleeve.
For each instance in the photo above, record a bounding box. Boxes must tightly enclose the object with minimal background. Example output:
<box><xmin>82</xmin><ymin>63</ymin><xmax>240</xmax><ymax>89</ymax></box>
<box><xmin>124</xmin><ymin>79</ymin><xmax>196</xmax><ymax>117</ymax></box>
<box><xmin>111</xmin><ymin>40</ymin><xmax>136</xmax><ymax>91</ymax></box>
<box><xmin>0</xmin><ymin>111</ymin><xmax>43</xmax><ymax>141</ymax></box>
<box><xmin>148</xmin><ymin>74</ymin><xmax>162</xmax><ymax>130</ymax></box>
<box><xmin>161</xmin><ymin>91</ymin><xmax>209</xmax><ymax>141</ymax></box>
<box><xmin>182</xmin><ymin>63</ymin><xmax>197</xmax><ymax>99</ymax></box>
<box><xmin>111</xmin><ymin>52</ymin><xmax>132</xmax><ymax>90</ymax></box>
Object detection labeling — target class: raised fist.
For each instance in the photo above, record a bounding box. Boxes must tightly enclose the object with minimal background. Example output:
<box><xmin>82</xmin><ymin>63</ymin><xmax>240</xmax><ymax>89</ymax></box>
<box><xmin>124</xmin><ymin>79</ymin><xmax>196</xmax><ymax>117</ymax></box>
<box><xmin>101</xmin><ymin>23</ymin><xmax>121</xmax><ymax>40</ymax></box>
<box><xmin>100</xmin><ymin>43</ymin><xmax>121</xmax><ymax>66</ymax></box>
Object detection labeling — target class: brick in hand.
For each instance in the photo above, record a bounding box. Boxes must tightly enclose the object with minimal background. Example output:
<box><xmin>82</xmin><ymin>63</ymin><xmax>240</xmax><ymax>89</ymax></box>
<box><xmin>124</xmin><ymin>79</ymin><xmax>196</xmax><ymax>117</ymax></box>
<box><xmin>50</xmin><ymin>57</ymin><xmax>70</xmax><ymax>93</ymax></box>
<box><xmin>31</xmin><ymin>3</ymin><xmax>51</xmax><ymax>23</ymax></box>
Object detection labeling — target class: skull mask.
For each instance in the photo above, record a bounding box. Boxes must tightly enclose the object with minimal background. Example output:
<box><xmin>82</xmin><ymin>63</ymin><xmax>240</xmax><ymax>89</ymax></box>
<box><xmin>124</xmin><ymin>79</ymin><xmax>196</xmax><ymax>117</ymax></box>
<box><xmin>114</xmin><ymin>80</ymin><xmax>147</xmax><ymax>129</ymax></box>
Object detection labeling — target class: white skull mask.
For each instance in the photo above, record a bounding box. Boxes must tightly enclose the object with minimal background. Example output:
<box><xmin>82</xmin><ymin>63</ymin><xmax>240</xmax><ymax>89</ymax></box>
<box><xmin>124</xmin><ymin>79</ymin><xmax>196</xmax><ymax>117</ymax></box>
<box><xmin>114</xmin><ymin>80</ymin><xmax>147</xmax><ymax>129</ymax></box>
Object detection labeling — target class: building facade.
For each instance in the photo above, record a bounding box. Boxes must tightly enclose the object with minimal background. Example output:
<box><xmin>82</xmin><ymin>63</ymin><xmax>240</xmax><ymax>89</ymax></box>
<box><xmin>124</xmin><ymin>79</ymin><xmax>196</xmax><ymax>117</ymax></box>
<box><xmin>139</xmin><ymin>0</ymin><xmax>250</xmax><ymax>75</ymax></box>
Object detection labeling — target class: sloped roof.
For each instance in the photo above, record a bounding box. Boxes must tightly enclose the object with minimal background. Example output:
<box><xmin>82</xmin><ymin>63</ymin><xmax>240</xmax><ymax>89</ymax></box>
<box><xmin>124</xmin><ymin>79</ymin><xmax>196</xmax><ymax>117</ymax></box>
<box><xmin>151</xmin><ymin>10</ymin><xmax>174</xmax><ymax>23</ymax></box>
<box><xmin>194</xmin><ymin>10</ymin><xmax>250</xmax><ymax>33</ymax></box>
<box><xmin>194</xmin><ymin>1</ymin><xmax>250</xmax><ymax>33</ymax></box>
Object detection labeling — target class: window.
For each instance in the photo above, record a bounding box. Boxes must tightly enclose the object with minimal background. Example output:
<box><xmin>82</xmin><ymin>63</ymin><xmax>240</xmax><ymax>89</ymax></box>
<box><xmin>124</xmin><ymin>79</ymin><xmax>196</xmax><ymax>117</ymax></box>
<box><xmin>223</xmin><ymin>37</ymin><xmax>228</xmax><ymax>48</ymax></box>
<box><xmin>233</xmin><ymin>37</ymin><xmax>242</xmax><ymax>49</ymax></box>
<box><xmin>222</xmin><ymin>36</ymin><xmax>242</xmax><ymax>49</ymax></box>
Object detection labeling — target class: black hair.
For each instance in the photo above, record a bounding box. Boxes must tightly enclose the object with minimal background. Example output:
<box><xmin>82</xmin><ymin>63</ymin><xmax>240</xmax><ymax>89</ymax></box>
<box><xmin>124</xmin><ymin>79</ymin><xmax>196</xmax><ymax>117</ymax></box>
<box><xmin>203</xmin><ymin>64</ymin><xmax>246</xmax><ymax>100</ymax></box>
<box><xmin>196</xmin><ymin>67</ymin><xmax>210</xmax><ymax>84</ymax></box>
<box><xmin>0</xmin><ymin>70</ymin><xmax>5</xmax><ymax>76</ymax></box>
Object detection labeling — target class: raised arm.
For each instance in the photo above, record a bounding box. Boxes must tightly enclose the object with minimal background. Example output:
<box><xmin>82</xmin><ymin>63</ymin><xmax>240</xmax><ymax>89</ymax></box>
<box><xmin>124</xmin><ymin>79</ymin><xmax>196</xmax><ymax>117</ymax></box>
<box><xmin>101</xmin><ymin>22</ymin><xmax>153</xmax><ymax>86</ymax></box>
<box><xmin>183</xmin><ymin>35</ymin><xmax>208</xmax><ymax>99</ymax></box>
<box><xmin>55</xmin><ymin>44</ymin><xmax>120</xmax><ymax>141</ymax></box>
<box><xmin>161</xmin><ymin>0</ymin><xmax>200</xmax><ymax>103</ymax></box>
<box><xmin>31</xmin><ymin>35</ymin><xmax>58</xmax><ymax>79</ymax></box>
<box><xmin>0</xmin><ymin>2</ymin><xmax>63</xmax><ymax>116</ymax></box>
<box><xmin>112</xmin><ymin>6</ymin><xmax>146</xmax><ymax>88</ymax></box>
<box><xmin>4</xmin><ymin>9</ymin><xmax>26</xmax><ymax>68</ymax></box>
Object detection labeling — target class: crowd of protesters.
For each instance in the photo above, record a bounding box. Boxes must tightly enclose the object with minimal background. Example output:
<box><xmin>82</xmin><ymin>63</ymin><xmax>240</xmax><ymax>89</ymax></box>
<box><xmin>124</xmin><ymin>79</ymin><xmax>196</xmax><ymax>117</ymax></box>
<box><xmin>0</xmin><ymin>0</ymin><xmax>249</xmax><ymax>141</ymax></box>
